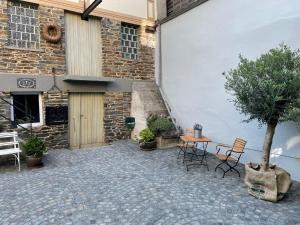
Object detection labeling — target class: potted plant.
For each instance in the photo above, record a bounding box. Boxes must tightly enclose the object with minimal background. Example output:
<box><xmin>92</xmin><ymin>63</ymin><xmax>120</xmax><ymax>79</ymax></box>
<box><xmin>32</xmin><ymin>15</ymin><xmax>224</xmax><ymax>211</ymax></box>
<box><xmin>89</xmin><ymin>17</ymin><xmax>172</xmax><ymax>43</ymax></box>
<box><xmin>139</xmin><ymin>128</ymin><xmax>157</xmax><ymax>150</ymax></box>
<box><xmin>225</xmin><ymin>44</ymin><xmax>300</xmax><ymax>202</ymax></box>
<box><xmin>193</xmin><ymin>123</ymin><xmax>203</xmax><ymax>138</ymax></box>
<box><xmin>147</xmin><ymin>114</ymin><xmax>177</xmax><ymax>148</ymax></box>
<box><xmin>22</xmin><ymin>135</ymin><xmax>47</xmax><ymax>167</ymax></box>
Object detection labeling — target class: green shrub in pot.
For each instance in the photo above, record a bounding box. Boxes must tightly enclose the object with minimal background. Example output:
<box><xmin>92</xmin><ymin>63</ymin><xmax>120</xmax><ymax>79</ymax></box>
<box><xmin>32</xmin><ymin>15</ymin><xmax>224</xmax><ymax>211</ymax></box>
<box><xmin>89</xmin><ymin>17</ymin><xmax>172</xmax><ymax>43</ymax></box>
<box><xmin>139</xmin><ymin>128</ymin><xmax>156</xmax><ymax>150</ymax></box>
<box><xmin>22</xmin><ymin>135</ymin><xmax>47</xmax><ymax>167</ymax></box>
<box><xmin>139</xmin><ymin>128</ymin><xmax>155</xmax><ymax>143</ymax></box>
<box><xmin>147</xmin><ymin>114</ymin><xmax>176</xmax><ymax>136</ymax></box>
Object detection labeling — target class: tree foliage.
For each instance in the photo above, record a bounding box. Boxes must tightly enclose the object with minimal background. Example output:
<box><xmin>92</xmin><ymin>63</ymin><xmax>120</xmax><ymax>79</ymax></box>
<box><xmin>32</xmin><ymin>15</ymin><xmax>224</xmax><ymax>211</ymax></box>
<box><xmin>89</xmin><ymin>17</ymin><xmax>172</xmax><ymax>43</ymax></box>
<box><xmin>225</xmin><ymin>44</ymin><xmax>300</xmax><ymax>126</ymax></box>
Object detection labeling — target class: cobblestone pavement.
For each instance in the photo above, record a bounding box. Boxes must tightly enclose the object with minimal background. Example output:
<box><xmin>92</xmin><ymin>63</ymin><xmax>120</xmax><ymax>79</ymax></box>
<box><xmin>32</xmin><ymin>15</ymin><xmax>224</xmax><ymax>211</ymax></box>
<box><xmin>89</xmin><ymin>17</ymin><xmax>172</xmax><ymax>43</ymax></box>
<box><xmin>0</xmin><ymin>140</ymin><xmax>299</xmax><ymax>225</ymax></box>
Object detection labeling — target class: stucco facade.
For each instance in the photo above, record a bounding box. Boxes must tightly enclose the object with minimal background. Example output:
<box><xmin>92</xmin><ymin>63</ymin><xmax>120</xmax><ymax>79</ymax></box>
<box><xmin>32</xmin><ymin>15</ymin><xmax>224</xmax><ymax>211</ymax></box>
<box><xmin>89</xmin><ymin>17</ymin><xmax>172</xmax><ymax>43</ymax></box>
<box><xmin>157</xmin><ymin>0</ymin><xmax>300</xmax><ymax>180</ymax></box>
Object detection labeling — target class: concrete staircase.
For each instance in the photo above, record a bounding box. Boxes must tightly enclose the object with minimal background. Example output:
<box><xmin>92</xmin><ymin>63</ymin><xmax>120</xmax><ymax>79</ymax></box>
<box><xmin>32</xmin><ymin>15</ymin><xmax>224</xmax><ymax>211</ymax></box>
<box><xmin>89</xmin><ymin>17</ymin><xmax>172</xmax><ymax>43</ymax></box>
<box><xmin>131</xmin><ymin>81</ymin><xmax>169</xmax><ymax>139</ymax></box>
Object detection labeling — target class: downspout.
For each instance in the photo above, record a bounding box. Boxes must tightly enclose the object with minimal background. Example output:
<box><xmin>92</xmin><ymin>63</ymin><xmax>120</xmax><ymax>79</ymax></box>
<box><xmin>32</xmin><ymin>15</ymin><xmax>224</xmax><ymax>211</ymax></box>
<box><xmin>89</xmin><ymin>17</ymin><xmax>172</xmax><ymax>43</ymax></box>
<box><xmin>158</xmin><ymin>24</ymin><xmax>162</xmax><ymax>88</ymax></box>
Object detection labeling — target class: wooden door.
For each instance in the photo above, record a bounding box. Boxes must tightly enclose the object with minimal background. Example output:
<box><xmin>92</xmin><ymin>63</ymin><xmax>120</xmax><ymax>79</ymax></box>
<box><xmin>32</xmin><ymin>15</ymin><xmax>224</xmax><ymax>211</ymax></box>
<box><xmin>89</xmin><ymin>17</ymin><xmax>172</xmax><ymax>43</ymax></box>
<box><xmin>65</xmin><ymin>12</ymin><xmax>102</xmax><ymax>77</ymax></box>
<box><xmin>69</xmin><ymin>93</ymin><xmax>104</xmax><ymax>149</ymax></box>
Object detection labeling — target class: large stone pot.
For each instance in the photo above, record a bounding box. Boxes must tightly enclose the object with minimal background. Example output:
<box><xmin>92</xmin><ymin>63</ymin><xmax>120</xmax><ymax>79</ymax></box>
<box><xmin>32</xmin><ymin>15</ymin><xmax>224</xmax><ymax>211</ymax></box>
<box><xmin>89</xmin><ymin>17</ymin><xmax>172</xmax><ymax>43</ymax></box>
<box><xmin>244</xmin><ymin>163</ymin><xmax>292</xmax><ymax>202</ymax></box>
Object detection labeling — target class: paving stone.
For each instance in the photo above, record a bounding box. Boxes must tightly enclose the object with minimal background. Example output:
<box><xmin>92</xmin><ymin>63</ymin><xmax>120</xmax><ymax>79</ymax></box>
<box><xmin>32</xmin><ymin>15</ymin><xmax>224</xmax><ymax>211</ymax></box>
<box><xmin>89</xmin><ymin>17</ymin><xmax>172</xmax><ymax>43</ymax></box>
<box><xmin>0</xmin><ymin>140</ymin><xmax>299</xmax><ymax>225</ymax></box>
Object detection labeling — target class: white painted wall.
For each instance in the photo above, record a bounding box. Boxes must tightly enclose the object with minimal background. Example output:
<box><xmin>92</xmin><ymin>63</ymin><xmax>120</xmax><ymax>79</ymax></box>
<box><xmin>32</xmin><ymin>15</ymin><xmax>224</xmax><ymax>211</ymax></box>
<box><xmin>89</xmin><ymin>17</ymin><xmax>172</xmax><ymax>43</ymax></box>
<box><xmin>100</xmin><ymin>0</ymin><xmax>148</xmax><ymax>18</ymax></box>
<box><xmin>158</xmin><ymin>0</ymin><xmax>300</xmax><ymax>180</ymax></box>
<box><xmin>67</xmin><ymin>0</ymin><xmax>148</xmax><ymax>18</ymax></box>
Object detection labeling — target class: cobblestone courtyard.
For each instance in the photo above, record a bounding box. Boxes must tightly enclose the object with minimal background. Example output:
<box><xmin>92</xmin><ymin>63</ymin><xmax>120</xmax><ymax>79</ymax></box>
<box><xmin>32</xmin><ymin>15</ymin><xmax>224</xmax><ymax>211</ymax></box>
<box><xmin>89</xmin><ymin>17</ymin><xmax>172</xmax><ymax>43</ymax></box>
<box><xmin>0</xmin><ymin>141</ymin><xmax>299</xmax><ymax>225</ymax></box>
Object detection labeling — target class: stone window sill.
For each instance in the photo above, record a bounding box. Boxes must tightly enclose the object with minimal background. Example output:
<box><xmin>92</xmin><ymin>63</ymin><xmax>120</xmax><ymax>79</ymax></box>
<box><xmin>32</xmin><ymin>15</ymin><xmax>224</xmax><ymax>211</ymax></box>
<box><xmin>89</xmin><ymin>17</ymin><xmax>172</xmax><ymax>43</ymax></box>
<box><xmin>5</xmin><ymin>46</ymin><xmax>45</xmax><ymax>53</ymax></box>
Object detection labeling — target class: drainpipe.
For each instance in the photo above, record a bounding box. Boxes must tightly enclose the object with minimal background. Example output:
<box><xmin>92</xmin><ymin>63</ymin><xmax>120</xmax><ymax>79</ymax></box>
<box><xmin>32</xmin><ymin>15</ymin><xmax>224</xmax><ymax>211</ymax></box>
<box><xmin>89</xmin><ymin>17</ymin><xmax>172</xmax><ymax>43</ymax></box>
<box><xmin>158</xmin><ymin>24</ymin><xmax>163</xmax><ymax>88</ymax></box>
<box><xmin>81</xmin><ymin>0</ymin><xmax>103</xmax><ymax>20</ymax></box>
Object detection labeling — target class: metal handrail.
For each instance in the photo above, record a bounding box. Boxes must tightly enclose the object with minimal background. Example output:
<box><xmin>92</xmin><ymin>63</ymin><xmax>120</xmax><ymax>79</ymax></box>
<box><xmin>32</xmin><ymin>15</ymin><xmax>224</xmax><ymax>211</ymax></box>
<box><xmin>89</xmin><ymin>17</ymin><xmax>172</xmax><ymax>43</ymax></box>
<box><xmin>0</xmin><ymin>114</ymin><xmax>31</xmax><ymax>132</ymax></box>
<box><xmin>0</xmin><ymin>96</ymin><xmax>33</xmax><ymax>133</ymax></box>
<box><xmin>0</xmin><ymin>96</ymin><xmax>35</xmax><ymax>120</ymax></box>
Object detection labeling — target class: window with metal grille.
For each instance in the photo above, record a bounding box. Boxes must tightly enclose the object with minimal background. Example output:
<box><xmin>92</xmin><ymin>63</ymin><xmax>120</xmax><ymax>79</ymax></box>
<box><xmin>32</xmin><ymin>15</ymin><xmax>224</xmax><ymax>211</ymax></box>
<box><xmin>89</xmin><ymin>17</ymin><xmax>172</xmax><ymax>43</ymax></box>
<box><xmin>121</xmin><ymin>23</ymin><xmax>138</xmax><ymax>60</ymax></box>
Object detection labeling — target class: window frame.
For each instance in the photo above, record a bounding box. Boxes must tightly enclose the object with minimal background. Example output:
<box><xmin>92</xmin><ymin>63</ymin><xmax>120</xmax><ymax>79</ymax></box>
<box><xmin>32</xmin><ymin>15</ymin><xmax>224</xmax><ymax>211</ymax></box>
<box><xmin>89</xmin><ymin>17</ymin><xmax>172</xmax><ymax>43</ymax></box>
<box><xmin>10</xmin><ymin>92</ymin><xmax>43</xmax><ymax>128</ymax></box>
<box><xmin>121</xmin><ymin>23</ymin><xmax>139</xmax><ymax>60</ymax></box>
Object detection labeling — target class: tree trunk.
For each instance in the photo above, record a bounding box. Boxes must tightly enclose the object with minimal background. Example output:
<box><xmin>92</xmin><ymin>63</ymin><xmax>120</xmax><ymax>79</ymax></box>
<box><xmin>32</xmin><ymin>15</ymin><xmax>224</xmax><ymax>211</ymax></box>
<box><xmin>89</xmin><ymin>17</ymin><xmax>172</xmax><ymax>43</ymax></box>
<box><xmin>262</xmin><ymin>120</ymin><xmax>278</xmax><ymax>171</ymax></box>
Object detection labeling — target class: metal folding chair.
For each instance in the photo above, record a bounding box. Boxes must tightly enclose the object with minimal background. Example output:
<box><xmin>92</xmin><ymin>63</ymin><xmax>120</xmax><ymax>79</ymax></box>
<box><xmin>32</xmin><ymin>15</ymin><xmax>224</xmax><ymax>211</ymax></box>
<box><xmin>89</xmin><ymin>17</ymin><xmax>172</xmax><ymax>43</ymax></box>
<box><xmin>177</xmin><ymin>128</ymin><xmax>194</xmax><ymax>161</ymax></box>
<box><xmin>214</xmin><ymin>138</ymin><xmax>247</xmax><ymax>178</ymax></box>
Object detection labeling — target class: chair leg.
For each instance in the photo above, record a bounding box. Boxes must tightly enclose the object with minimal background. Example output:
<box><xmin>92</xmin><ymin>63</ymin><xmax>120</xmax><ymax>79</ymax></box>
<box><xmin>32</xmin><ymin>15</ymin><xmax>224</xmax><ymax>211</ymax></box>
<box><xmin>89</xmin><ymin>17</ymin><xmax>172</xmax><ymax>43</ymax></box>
<box><xmin>17</xmin><ymin>152</ymin><xmax>20</xmax><ymax>172</ymax></box>
<box><xmin>222</xmin><ymin>168</ymin><xmax>231</xmax><ymax>178</ymax></box>
<box><xmin>177</xmin><ymin>148</ymin><xmax>182</xmax><ymax>159</ymax></box>
<box><xmin>231</xmin><ymin>166</ymin><xmax>241</xmax><ymax>178</ymax></box>
<box><xmin>215</xmin><ymin>161</ymin><xmax>225</xmax><ymax>172</ymax></box>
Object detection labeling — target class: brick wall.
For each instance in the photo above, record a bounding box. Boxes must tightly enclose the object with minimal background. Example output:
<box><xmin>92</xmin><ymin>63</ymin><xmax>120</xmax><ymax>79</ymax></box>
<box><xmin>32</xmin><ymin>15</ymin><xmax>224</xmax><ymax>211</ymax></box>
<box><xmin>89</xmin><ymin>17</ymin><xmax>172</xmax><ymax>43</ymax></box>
<box><xmin>0</xmin><ymin>0</ymin><xmax>65</xmax><ymax>75</ymax></box>
<box><xmin>104</xmin><ymin>92</ymin><xmax>131</xmax><ymax>142</ymax></box>
<box><xmin>0</xmin><ymin>1</ymin><xmax>156</xmax><ymax>148</ymax></box>
<box><xmin>102</xmin><ymin>18</ymin><xmax>155</xmax><ymax>80</ymax></box>
<box><xmin>17</xmin><ymin>92</ymin><xmax>69</xmax><ymax>149</ymax></box>
<box><xmin>0</xmin><ymin>92</ymin><xmax>69</xmax><ymax>149</ymax></box>
<box><xmin>0</xmin><ymin>0</ymin><xmax>67</xmax><ymax>149</ymax></box>
<box><xmin>101</xmin><ymin>18</ymin><xmax>155</xmax><ymax>142</ymax></box>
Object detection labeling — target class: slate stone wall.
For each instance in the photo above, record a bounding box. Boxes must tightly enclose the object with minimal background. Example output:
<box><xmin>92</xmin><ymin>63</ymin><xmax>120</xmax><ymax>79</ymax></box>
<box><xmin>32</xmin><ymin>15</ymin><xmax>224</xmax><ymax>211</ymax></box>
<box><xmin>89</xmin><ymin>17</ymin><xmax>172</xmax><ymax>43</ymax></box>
<box><xmin>0</xmin><ymin>1</ymin><xmax>156</xmax><ymax>148</ymax></box>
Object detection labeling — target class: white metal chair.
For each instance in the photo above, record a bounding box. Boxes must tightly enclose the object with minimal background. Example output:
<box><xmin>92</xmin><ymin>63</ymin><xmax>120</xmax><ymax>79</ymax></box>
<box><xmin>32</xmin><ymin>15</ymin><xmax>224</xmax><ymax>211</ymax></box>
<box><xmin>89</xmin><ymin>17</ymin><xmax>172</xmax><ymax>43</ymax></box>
<box><xmin>0</xmin><ymin>132</ymin><xmax>21</xmax><ymax>171</ymax></box>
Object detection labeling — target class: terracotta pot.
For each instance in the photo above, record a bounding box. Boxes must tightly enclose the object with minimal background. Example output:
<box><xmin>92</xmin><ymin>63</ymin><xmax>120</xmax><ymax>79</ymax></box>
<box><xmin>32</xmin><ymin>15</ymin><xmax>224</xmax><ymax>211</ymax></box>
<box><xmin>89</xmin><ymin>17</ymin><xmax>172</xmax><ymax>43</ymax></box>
<box><xmin>26</xmin><ymin>155</ymin><xmax>43</xmax><ymax>167</ymax></box>
<box><xmin>139</xmin><ymin>140</ymin><xmax>157</xmax><ymax>151</ymax></box>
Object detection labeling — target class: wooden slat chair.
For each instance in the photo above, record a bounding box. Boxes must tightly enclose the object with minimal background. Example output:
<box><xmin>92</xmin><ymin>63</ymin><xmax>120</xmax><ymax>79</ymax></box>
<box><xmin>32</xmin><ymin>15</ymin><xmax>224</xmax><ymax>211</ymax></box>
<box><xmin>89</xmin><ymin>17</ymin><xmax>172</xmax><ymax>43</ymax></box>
<box><xmin>214</xmin><ymin>138</ymin><xmax>247</xmax><ymax>178</ymax></box>
<box><xmin>177</xmin><ymin>128</ymin><xmax>195</xmax><ymax>161</ymax></box>
<box><xmin>0</xmin><ymin>132</ymin><xmax>21</xmax><ymax>171</ymax></box>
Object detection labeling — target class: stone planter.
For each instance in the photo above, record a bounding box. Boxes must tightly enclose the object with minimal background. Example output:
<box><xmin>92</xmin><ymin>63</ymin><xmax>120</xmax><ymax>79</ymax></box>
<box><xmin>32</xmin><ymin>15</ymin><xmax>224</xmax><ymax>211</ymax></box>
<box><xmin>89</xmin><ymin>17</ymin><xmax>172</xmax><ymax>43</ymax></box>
<box><xmin>156</xmin><ymin>136</ymin><xmax>178</xmax><ymax>149</ymax></box>
<box><xmin>26</xmin><ymin>155</ymin><xmax>43</xmax><ymax>167</ymax></box>
<box><xmin>244</xmin><ymin>163</ymin><xmax>292</xmax><ymax>202</ymax></box>
<box><xmin>139</xmin><ymin>140</ymin><xmax>157</xmax><ymax>151</ymax></box>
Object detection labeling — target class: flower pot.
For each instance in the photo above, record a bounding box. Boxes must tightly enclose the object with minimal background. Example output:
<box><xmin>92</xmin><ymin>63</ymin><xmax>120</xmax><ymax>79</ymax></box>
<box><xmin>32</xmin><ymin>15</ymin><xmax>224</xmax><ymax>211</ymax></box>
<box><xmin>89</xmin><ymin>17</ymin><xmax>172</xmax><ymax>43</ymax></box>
<box><xmin>244</xmin><ymin>163</ymin><xmax>292</xmax><ymax>202</ymax></box>
<box><xmin>26</xmin><ymin>155</ymin><xmax>43</xmax><ymax>167</ymax></box>
<box><xmin>139</xmin><ymin>140</ymin><xmax>157</xmax><ymax>151</ymax></box>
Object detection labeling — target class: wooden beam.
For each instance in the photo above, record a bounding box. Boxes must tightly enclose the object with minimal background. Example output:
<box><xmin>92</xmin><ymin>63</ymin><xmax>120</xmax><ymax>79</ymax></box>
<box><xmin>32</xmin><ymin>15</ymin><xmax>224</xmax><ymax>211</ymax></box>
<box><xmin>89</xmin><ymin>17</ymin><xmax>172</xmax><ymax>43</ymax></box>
<box><xmin>81</xmin><ymin>0</ymin><xmax>102</xmax><ymax>20</ymax></box>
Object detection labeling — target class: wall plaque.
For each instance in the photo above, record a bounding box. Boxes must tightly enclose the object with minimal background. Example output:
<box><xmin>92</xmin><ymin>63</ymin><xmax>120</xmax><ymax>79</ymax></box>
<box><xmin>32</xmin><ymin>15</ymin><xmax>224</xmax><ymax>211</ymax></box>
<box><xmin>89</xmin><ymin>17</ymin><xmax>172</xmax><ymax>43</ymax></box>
<box><xmin>46</xmin><ymin>106</ymin><xmax>68</xmax><ymax>126</ymax></box>
<box><xmin>17</xmin><ymin>78</ymin><xmax>36</xmax><ymax>89</ymax></box>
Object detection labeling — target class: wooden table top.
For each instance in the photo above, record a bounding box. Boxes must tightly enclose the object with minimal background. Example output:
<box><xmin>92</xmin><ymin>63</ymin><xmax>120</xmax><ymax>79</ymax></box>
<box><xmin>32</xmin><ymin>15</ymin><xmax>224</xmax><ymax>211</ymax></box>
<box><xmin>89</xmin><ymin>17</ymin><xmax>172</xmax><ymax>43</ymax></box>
<box><xmin>180</xmin><ymin>135</ymin><xmax>211</xmax><ymax>143</ymax></box>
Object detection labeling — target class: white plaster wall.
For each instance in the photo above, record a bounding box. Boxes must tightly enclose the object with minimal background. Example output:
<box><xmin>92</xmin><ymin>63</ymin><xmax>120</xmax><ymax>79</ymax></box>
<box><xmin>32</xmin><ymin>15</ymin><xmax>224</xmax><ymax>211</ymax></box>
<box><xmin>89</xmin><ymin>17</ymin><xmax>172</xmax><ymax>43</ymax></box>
<box><xmin>159</xmin><ymin>0</ymin><xmax>300</xmax><ymax>180</ymax></box>
<box><xmin>67</xmin><ymin>0</ymin><xmax>148</xmax><ymax>19</ymax></box>
<box><xmin>100</xmin><ymin>0</ymin><xmax>148</xmax><ymax>19</ymax></box>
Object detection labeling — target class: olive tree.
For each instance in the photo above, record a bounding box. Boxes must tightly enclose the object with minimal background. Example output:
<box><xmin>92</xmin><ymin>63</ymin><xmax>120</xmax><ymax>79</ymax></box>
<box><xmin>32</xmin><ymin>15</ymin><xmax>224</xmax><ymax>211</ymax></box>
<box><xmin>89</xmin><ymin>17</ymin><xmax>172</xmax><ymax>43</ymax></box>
<box><xmin>225</xmin><ymin>44</ymin><xmax>300</xmax><ymax>171</ymax></box>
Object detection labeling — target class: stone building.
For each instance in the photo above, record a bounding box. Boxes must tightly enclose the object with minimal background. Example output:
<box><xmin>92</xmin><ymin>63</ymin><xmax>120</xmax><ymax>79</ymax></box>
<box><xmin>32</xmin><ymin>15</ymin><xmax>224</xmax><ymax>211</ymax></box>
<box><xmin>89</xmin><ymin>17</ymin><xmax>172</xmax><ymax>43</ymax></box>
<box><xmin>0</xmin><ymin>0</ymin><xmax>156</xmax><ymax>149</ymax></box>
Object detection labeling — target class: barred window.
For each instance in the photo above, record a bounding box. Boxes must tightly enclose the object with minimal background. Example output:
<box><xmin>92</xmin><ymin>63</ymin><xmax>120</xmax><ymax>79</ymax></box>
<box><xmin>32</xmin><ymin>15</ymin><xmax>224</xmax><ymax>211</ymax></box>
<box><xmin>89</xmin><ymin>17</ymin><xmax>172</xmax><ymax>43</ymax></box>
<box><xmin>121</xmin><ymin>23</ymin><xmax>138</xmax><ymax>60</ymax></box>
<box><xmin>7</xmin><ymin>1</ymin><xmax>39</xmax><ymax>49</ymax></box>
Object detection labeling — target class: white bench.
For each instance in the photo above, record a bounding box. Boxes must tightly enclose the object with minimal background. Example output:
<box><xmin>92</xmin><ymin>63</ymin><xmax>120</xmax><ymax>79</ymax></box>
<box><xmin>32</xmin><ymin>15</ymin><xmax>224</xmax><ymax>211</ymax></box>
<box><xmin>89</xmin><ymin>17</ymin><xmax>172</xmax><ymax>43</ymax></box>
<box><xmin>0</xmin><ymin>132</ymin><xmax>21</xmax><ymax>171</ymax></box>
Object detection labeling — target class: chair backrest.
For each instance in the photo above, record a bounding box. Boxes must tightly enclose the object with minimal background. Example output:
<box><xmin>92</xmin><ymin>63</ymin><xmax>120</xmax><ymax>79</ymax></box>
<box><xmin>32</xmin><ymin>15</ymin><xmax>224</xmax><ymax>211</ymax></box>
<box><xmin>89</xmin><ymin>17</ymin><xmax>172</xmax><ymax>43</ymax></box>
<box><xmin>0</xmin><ymin>132</ymin><xmax>19</xmax><ymax>151</ymax></box>
<box><xmin>232</xmin><ymin>138</ymin><xmax>247</xmax><ymax>153</ymax></box>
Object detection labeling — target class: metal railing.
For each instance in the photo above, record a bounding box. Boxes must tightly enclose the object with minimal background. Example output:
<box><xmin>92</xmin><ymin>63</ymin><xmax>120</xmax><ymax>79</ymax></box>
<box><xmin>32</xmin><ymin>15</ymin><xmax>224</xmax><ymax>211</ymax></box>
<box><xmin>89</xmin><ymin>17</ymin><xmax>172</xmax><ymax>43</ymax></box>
<box><xmin>0</xmin><ymin>96</ymin><xmax>33</xmax><ymax>133</ymax></box>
